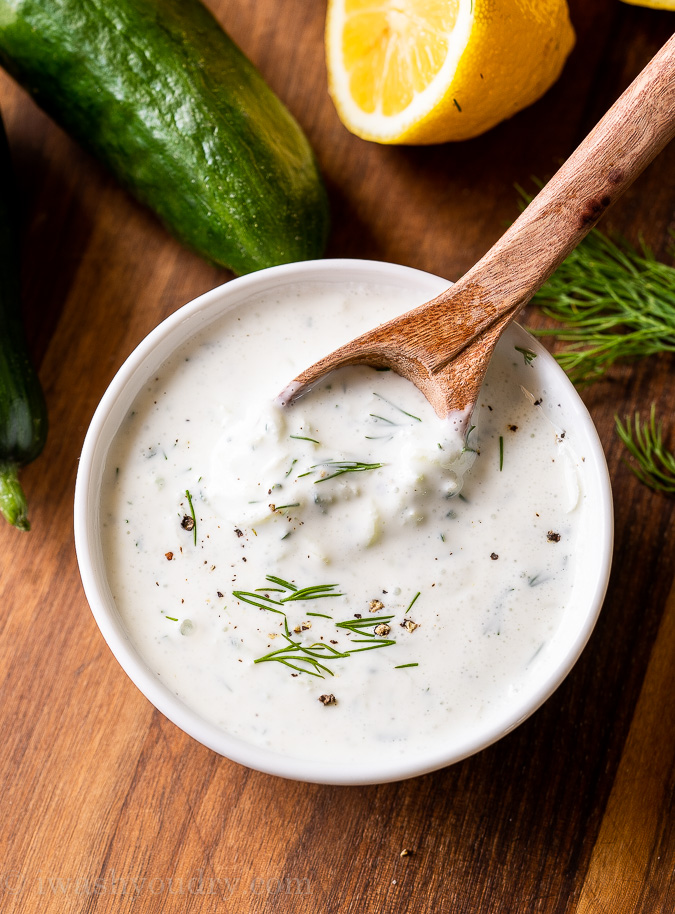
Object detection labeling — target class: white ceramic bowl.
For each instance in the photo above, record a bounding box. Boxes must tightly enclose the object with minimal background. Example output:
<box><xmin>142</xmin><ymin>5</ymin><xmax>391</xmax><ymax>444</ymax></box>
<box><xmin>74</xmin><ymin>259</ymin><xmax>613</xmax><ymax>785</ymax></box>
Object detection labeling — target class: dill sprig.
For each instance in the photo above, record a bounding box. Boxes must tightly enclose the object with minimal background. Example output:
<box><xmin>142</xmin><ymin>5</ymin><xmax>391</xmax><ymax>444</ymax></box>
<box><xmin>463</xmin><ymin>425</ymin><xmax>477</xmax><ymax>455</ymax></box>
<box><xmin>253</xmin><ymin>611</ymin><xmax>396</xmax><ymax>678</ymax></box>
<box><xmin>254</xmin><ymin>617</ymin><xmax>349</xmax><ymax>677</ymax></box>
<box><xmin>335</xmin><ymin>615</ymin><xmax>396</xmax><ymax>651</ymax></box>
<box><xmin>372</xmin><ymin>392</ymin><xmax>421</xmax><ymax>422</ymax></box>
<box><xmin>529</xmin><ymin>228</ymin><xmax>675</xmax><ymax>386</ymax></box>
<box><xmin>515</xmin><ymin>345</ymin><xmax>537</xmax><ymax>365</ymax></box>
<box><xmin>299</xmin><ymin>460</ymin><xmax>383</xmax><ymax>482</ymax></box>
<box><xmin>255</xmin><ymin>614</ymin><xmax>395</xmax><ymax>677</ymax></box>
<box><xmin>284</xmin><ymin>583</ymin><xmax>343</xmax><ymax>601</ymax></box>
<box><xmin>234</xmin><ymin>575</ymin><xmax>400</xmax><ymax>677</ymax></box>
<box><xmin>233</xmin><ymin>575</ymin><xmax>342</xmax><ymax>611</ymax></box>
<box><xmin>518</xmin><ymin>187</ymin><xmax>675</xmax><ymax>495</ymax></box>
<box><xmin>290</xmin><ymin>434</ymin><xmax>321</xmax><ymax>444</ymax></box>
<box><xmin>406</xmin><ymin>591</ymin><xmax>420</xmax><ymax>614</ymax></box>
<box><xmin>615</xmin><ymin>406</ymin><xmax>675</xmax><ymax>494</ymax></box>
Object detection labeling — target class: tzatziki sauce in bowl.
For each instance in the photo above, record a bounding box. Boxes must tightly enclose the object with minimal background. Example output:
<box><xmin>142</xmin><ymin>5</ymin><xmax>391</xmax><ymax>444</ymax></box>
<box><xmin>75</xmin><ymin>259</ymin><xmax>613</xmax><ymax>785</ymax></box>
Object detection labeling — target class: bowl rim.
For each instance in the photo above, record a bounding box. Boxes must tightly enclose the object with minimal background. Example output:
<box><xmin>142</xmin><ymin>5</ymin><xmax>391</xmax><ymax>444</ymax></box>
<box><xmin>74</xmin><ymin>258</ymin><xmax>614</xmax><ymax>785</ymax></box>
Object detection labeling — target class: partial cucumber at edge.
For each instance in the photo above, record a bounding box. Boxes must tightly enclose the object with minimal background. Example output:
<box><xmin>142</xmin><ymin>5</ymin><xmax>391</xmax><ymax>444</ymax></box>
<box><xmin>0</xmin><ymin>111</ymin><xmax>48</xmax><ymax>531</ymax></box>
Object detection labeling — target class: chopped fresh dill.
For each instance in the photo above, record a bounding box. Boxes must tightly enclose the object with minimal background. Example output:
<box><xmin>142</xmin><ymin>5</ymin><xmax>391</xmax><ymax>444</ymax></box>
<box><xmin>284</xmin><ymin>458</ymin><xmax>298</xmax><ymax>478</ymax></box>
<box><xmin>233</xmin><ymin>575</ymin><xmax>342</xmax><ymax>612</ymax></box>
<box><xmin>290</xmin><ymin>435</ymin><xmax>321</xmax><ymax>444</ymax></box>
<box><xmin>463</xmin><ymin>425</ymin><xmax>477</xmax><ymax>454</ymax></box>
<box><xmin>272</xmin><ymin>503</ymin><xmax>300</xmax><ymax>512</ymax></box>
<box><xmin>184</xmin><ymin>489</ymin><xmax>197</xmax><ymax>545</ymax></box>
<box><xmin>254</xmin><ymin>619</ymin><xmax>346</xmax><ymax>677</ymax></box>
<box><xmin>499</xmin><ymin>436</ymin><xmax>504</xmax><ymax>471</ymax></box>
<box><xmin>306</xmin><ymin>460</ymin><xmax>384</xmax><ymax>482</ymax></box>
<box><xmin>395</xmin><ymin>662</ymin><xmax>419</xmax><ymax>669</ymax></box>
<box><xmin>165</xmin><ymin>616</ymin><xmax>178</xmax><ymax>622</ymax></box>
<box><xmin>615</xmin><ymin>406</ymin><xmax>675</xmax><ymax>494</ymax></box>
<box><xmin>370</xmin><ymin>413</ymin><xmax>397</xmax><ymax>425</ymax></box>
<box><xmin>266</xmin><ymin>574</ymin><xmax>296</xmax><ymax>590</ymax></box>
<box><xmin>232</xmin><ymin>591</ymin><xmax>288</xmax><ymax>614</ymax></box>
<box><xmin>372</xmin><ymin>392</ymin><xmax>422</xmax><ymax>422</ymax></box>
<box><xmin>284</xmin><ymin>584</ymin><xmax>343</xmax><ymax>601</ymax></box>
<box><xmin>235</xmin><ymin>576</ymin><xmax>403</xmax><ymax>677</ymax></box>
<box><xmin>334</xmin><ymin>615</ymin><xmax>396</xmax><ymax>652</ymax></box>
<box><xmin>406</xmin><ymin>591</ymin><xmax>420</xmax><ymax>614</ymax></box>
<box><xmin>335</xmin><ymin>614</ymin><xmax>394</xmax><ymax>633</ymax></box>
<box><xmin>515</xmin><ymin>345</ymin><xmax>537</xmax><ymax>365</ymax></box>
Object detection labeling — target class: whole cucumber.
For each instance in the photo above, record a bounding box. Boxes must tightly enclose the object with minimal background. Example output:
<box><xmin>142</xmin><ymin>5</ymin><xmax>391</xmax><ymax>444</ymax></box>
<box><xmin>0</xmin><ymin>112</ymin><xmax>47</xmax><ymax>531</ymax></box>
<box><xmin>0</xmin><ymin>0</ymin><xmax>329</xmax><ymax>275</ymax></box>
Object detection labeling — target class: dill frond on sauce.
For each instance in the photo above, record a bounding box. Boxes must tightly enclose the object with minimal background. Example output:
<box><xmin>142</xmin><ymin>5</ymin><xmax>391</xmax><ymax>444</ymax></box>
<box><xmin>233</xmin><ymin>575</ymin><xmax>342</xmax><ymax>611</ymax></box>
<box><xmin>233</xmin><ymin>575</ymin><xmax>407</xmax><ymax>678</ymax></box>
<box><xmin>306</xmin><ymin>460</ymin><xmax>384</xmax><ymax>482</ymax></box>
<box><xmin>290</xmin><ymin>434</ymin><xmax>321</xmax><ymax>444</ymax></box>
<box><xmin>515</xmin><ymin>345</ymin><xmax>537</xmax><ymax>365</ymax></box>
<box><xmin>372</xmin><ymin>392</ymin><xmax>422</xmax><ymax>422</ymax></box>
<box><xmin>406</xmin><ymin>591</ymin><xmax>420</xmax><ymax>614</ymax></box>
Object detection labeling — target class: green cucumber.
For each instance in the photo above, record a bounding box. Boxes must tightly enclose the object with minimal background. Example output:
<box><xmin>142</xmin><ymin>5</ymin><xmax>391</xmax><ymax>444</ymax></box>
<box><xmin>0</xmin><ymin>0</ymin><xmax>329</xmax><ymax>275</ymax></box>
<box><xmin>0</xmin><ymin>112</ymin><xmax>47</xmax><ymax>531</ymax></box>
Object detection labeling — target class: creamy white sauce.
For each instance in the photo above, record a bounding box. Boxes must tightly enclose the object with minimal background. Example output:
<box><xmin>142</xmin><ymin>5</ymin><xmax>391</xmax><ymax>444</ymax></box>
<box><xmin>100</xmin><ymin>281</ymin><xmax>585</xmax><ymax>765</ymax></box>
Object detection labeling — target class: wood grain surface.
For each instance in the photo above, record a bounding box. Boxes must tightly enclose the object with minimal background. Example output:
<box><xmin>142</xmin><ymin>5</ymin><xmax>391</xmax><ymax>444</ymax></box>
<box><xmin>0</xmin><ymin>2</ymin><xmax>673</xmax><ymax>912</ymax></box>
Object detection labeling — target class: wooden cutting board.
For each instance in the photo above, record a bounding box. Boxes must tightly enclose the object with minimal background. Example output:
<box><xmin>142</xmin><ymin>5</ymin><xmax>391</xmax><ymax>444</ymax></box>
<box><xmin>1</xmin><ymin>2</ymin><xmax>674</xmax><ymax>912</ymax></box>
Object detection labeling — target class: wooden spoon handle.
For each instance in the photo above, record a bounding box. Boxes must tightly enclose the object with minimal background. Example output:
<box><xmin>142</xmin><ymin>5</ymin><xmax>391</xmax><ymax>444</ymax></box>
<box><xmin>437</xmin><ymin>32</ymin><xmax>675</xmax><ymax>318</ymax></box>
<box><xmin>281</xmin><ymin>35</ymin><xmax>675</xmax><ymax>422</ymax></box>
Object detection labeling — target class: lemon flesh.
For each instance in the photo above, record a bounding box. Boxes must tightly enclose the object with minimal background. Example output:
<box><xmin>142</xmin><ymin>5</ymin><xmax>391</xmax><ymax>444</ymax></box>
<box><xmin>326</xmin><ymin>0</ymin><xmax>576</xmax><ymax>143</ymax></box>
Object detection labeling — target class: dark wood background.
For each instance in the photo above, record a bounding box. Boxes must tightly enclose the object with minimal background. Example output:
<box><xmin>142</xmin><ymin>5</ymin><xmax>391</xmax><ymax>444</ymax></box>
<box><xmin>1</xmin><ymin>1</ymin><xmax>674</xmax><ymax>911</ymax></box>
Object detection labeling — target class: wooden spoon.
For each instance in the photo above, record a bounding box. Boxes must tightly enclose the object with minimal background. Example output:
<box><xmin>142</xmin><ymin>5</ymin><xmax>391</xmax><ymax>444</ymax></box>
<box><xmin>280</xmin><ymin>34</ymin><xmax>675</xmax><ymax>431</ymax></box>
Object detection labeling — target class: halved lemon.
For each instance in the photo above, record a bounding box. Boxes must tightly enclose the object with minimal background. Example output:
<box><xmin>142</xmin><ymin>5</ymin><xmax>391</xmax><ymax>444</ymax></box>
<box><xmin>326</xmin><ymin>0</ymin><xmax>576</xmax><ymax>143</ymax></box>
